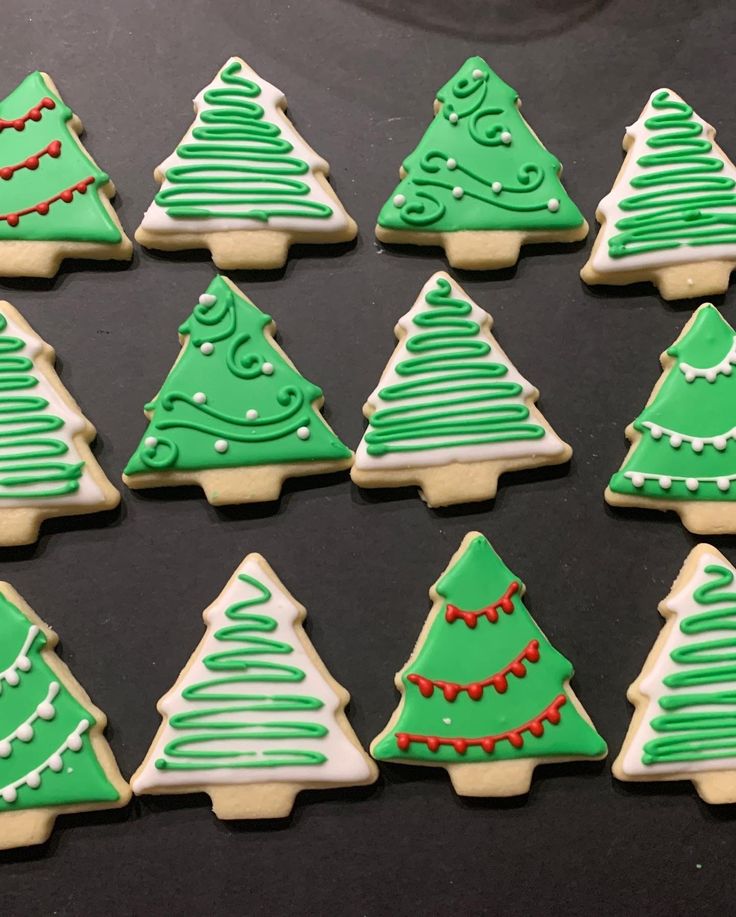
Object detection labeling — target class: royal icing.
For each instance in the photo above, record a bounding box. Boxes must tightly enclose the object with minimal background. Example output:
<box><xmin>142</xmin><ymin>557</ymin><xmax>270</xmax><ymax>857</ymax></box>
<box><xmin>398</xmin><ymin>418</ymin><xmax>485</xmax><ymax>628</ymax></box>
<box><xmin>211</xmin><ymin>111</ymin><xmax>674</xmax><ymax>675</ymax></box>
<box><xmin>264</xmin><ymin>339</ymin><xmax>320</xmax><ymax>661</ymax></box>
<box><xmin>123</xmin><ymin>276</ymin><xmax>352</xmax><ymax>477</ymax></box>
<box><xmin>377</xmin><ymin>56</ymin><xmax>585</xmax><ymax>234</ymax></box>
<box><xmin>354</xmin><ymin>273</ymin><xmax>569</xmax><ymax>470</ymax></box>
<box><xmin>132</xmin><ymin>555</ymin><xmax>374</xmax><ymax>790</ymax></box>
<box><xmin>373</xmin><ymin>534</ymin><xmax>606</xmax><ymax>764</ymax></box>
<box><xmin>621</xmin><ymin>548</ymin><xmax>736</xmax><ymax>776</ymax></box>
<box><xmin>0</xmin><ymin>71</ymin><xmax>123</xmax><ymax>243</ymax></box>
<box><xmin>609</xmin><ymin>304</ymin><xmax>736</xmax><ymax>501</ymax></box>
<box><xmin>0</xmin><ymin>308</ymin><xmax>105</xmax><ymax>507</ymax></box>
<box><xmin>139</xmin><ymin>58</ymin><xmax>350</xmax><ymax>235</ymax></box>
<box><xmin>590</xmin><ymin>88</ymin><xmax>736</xmax><ymax>274</ymax></box>
<box><xmin>0</xmin><ymin>591</ymin><xmax>120</xmax><ymax>811</ymax></box>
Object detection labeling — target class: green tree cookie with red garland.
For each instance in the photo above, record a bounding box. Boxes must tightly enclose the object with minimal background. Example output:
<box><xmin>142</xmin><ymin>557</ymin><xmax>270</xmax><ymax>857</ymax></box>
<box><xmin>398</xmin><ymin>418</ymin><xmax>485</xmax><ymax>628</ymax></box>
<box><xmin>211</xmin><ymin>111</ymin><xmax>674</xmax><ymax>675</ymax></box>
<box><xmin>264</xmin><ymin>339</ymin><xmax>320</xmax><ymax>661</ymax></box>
<box><xmin>0</xmin><ymin>71</ymin><xmax>131</xmax><ymax>277</ymax></box>
<box><xmin>372</xmin><ymin>532</ymin><xmax>607</xmax><ymax>796</ymax></box>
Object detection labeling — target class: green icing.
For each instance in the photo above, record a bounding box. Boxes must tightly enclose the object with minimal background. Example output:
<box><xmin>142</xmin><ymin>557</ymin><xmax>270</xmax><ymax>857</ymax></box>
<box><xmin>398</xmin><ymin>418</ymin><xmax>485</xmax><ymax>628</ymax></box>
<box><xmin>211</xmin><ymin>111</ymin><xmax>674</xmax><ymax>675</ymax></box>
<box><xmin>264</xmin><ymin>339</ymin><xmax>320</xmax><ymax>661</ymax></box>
<box><xmin>609</xmin><ymin>90</ymin><xmax>736</xmax><ymax>259</ymax></box>
<box><xmin>155</xmin><ymin>573</ymin><xmax>328</xmax><ymax>771</ymax></box>
<box><xmin>373</xmin><ymin>535</ymin><xmax>606</xmax><ymax>765</ymax></box>
<box><xmin>0</xmin><ymin>592</ymin><xmax>119</xmax><ymax>811</ymax></box>
<box><xmin>123</xmin><ymin>276</ymin><xmax>352</xmax><ymax>475</ymax></box>
<box><xmin>377</xmin><ymin>56</ymin><xmax>584</xmax><ymax>234</ymax></box>
<box><xmin>643</xmin><ymin>562</ymin><xmax>736</xmax><ymax>766</ymax></box>
<box><xmin>363</xmin><ymin>276</ymin><xmax>546</xmax><ymax>457</ymax></box>
<box><xmin>0</xmin><ymin>71</ymin><xmax>122</xmax><ymax>243</ymax></box>
<box><xmin>156</xmin><ymin>59</ymin><xmax>333</xmax><ymax>222</ymax></box>
<box><xmin>0</xmin><ymin>311</ymin><xmax>84</xmax><ymax>499</ymax></box>
<box><xmin>610</xmin><ymin>305</ymin><xmax>736</xmax><ymax>501</ymax></box>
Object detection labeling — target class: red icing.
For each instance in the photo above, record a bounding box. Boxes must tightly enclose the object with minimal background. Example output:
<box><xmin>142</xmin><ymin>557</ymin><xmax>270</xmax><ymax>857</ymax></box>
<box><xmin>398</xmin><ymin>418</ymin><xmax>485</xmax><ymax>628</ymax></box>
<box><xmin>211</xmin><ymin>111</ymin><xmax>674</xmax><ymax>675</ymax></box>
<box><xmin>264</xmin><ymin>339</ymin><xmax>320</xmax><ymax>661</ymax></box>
<box><xmin>407</xmin><ymin>639</ymin><xmax>540</xmax><ymax>702</ymax></box>
<box><xmin>445</xmin><ymin>581</ymin><xmax>519</xmax><ymax>628</ymax></box>
<box><xmin>0</xmin><ymin>140</ymin><xmax>62</xmax><ymax>181</ymax></box>
<box><xmin>0</xmin><ymin>97</ymin><xmax>55</xmax><ymax>133</ymax></box>
<box><xmin>0</xmin><ymin>176</ymin><xmax>94</xmax><ymax>227</ymax></box>
<box><xmin>394</xmin><ymin>694</ymin><xmax>567</xmax><ymax>755</ymax></box>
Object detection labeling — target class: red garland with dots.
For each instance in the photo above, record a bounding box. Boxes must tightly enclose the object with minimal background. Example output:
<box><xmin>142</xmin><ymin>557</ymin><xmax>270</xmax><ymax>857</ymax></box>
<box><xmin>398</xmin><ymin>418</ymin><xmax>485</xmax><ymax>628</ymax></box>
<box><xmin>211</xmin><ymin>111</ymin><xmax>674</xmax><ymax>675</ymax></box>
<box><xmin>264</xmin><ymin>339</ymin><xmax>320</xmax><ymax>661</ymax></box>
<box><xmin>0</xmin><ymin>176</ymin><xmax>94</xmax><ymax>227</ymax></box>
<box><xmin>0</xmin><ymin>96</ymin><xmax>55</xmax><ymax>133</ymax></box>
<box><xmin>444</xmin><ymin>581</ymin><xmax>519</xmax><ymax>627</ymax></box>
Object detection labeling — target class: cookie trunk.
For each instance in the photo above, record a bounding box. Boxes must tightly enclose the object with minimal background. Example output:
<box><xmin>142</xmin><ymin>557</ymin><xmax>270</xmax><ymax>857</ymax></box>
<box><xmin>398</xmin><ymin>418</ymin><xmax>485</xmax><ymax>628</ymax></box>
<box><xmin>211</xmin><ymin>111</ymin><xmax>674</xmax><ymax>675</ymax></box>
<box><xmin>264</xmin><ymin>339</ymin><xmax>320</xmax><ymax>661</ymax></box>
<box><xmin>447</xmin><ymin>760</ymin><xmax>536</xmax><ymax>797</ymax></box>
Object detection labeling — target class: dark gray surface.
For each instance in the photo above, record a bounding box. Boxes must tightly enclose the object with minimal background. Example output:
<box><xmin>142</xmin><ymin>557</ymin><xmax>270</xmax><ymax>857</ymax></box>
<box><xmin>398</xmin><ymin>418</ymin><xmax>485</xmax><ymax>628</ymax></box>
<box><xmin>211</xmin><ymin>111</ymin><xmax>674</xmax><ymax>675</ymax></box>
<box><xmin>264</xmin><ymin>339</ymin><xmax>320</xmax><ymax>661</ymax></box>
<box><xmin>2</xmin><ymin>1</ymin><xmax>735</xmax><ymax>914</ymax></box>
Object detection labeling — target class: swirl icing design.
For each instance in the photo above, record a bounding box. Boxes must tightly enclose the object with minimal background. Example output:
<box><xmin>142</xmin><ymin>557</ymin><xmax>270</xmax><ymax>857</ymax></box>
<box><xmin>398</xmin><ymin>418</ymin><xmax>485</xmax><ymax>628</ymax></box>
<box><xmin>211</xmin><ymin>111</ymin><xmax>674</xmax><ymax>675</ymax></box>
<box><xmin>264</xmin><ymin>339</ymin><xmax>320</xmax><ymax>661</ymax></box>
<box><xmin>123</xmin><ymin>276</ymin><xmax>352</xmax><ymax>476</ymax></box>
<box><xmin>377</xmin><ymin>56</ymin><xmax>585</xmax><ymax>234</ymax></box>
<box><xmin>622</xmin><ymin>550</ymin><xmax>736</xmax><ymax>776</ymax></box>
<box><xmin>139</xmin><ymin>58</ymin><xmax>350</xmax><ymax>234</ymax></box>
<box><xmin>131</xmin><ymin>556</ymin><xmax>374</xmax><ymax>789</ymax></box>
<box><xmin>0</xmin><ymin>310</ymin><xmax>104</xmax><ymax>507</ymax></box>
<box><xmin>354</xmin><ymin>273</ymin><xmax>568</xmax><ymax>471</ymax></box>
<box><xmin>591</xmin><ymin>89</ymin><xmax>736</xmax><ymax>273</ymax></box>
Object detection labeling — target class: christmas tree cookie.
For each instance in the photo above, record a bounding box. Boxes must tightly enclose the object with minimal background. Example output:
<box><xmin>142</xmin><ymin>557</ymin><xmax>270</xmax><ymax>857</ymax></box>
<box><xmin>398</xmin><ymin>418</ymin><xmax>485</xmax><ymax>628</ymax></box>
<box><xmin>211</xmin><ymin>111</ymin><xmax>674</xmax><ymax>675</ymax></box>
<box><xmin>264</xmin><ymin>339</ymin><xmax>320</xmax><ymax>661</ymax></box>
<box><xmin>132</xmin><ymin>553</ymin><xmax>377</xmax><ymax>819</ymax></box>
<box><xmin>0</xmin><ymin>301</ymin><xmax>119</xmax><ymax>546</ymax></box>
<box><xmin>372</xmin><ymin>533</ymin><xmax>607</xmax><ymax>797</ymax></box>
<box><xmin>581</xmin><ymin>89</ymin><xmax>736</xmax><ymax>300</ymax></box>
<box><xmin>375</xmin><ymin>57</ymin><xmax>587</xmax><ymax>269</ymax></box>
<box><xmin>606</xmin><ymin>303</ymin><xmax>736</xmax><ymax>534</ymax></box>
<box><xmin>135</xmin><ymin>57</ymin><xmax>357</xmax><ymax>269</ymax></box>
<box><xmin>351</xmin><ymin>272</ymin><xmax>572</xmax><ymax>507</ymax></box>
<box><xmin>614</xmin><ymin>544</ymin><xmax>736</xmax><ymax>804</ymax></box>
<box><xmin>123</xmin><ymin>275</ymin><xmax>353</xmax><ymax>504</ymax></box>
<box><xmin>0</xmin><ymin>71</ymin><xmax>131</xmax><ymax>277</ymax></box>
<box><xmin>0</xmin><ymin>583</ymin><xmax>129</xmax><ymax>849</ymax></box>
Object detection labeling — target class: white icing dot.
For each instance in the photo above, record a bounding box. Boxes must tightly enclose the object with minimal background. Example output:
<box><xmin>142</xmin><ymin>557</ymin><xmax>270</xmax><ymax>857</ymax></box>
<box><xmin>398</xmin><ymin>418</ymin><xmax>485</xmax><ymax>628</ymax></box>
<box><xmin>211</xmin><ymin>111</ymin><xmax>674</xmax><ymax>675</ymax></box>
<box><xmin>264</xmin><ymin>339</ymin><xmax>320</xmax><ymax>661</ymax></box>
<box><xmin>446</xmin><ymin>157</ymin><xmax>457</xmax><ymax>170</ymax></box>
<box><xmin>214</xmin><ymin>439</ymin><xmax>229</xmax><ymax>453</ymax></box>
<box><xmin>297</xmin><ymin>426</ymin><xmax>310</xmax><ymax>440</ymax></box>
<box><xmin>37</xmin><ymin>700</ymin><xmax>55</xmax><ymax>721</ymax></box>
<box><xmin>17</xmin><ymin>655</ymin><xmax>31</xmax><ymax>673</ymax></box>
<box><xmin>686</xmin><ymin>478</ymin><xmax>699</xmax><ymax>492</ymax></box>
<box><xmin>491</xmin><ymin>181</ymin><xmax>502</xmax><ymax>194</ymax></box>
<box><xmin>262</xmin><ymin>362</ymin><xmax>274</xmax><ymax>376</ymax></box>
<box><xmin>670</xmin><ymin>434</ymin><xmax>683</xmax><ymax>448</ymax></box>
<box><xmin>198</xmin><ymin>293</ymin><xmax>216</xmax><ymax>306</ymax></box>
<box><xmin>246</xmin><ymin>409</ymin><xmax>259</xmax><ymax>420</ymax></box>
<box><xmin>452</xmin><ymin>186</ymin><xmax>464</xmax><ymax>199</ymax></box>
<box><xmin>724</xmin><ymin>364</ymin><xmax>733</xmax><ymax>376</ymax></box>
<box><xmin>49</xmin><ymin>754</ymin><xmax>63</xmax><ymax>773</ymax></box>
<box><xmin>144</xmin><ymin>436</ymin><xmax>158</xmax><ymax>449</ymax></box>
<box><xmin>472</xmin><ymin>68</ymin><xmax>484</xmax><ymax>79</ymax></box>
<box><xmin>718</xmin><ymin>478</ymin><xmax>731</xmax><ymax>492</ymax></box>
<box><xmin>631</xmin><ymin>473</ymin><xmax>645</xmax><ymax>488</ymax></box>
<box><xmin>5</xmin><ymin>670</ymin><xmax>19</xmax><ymax>687</ymax></box>
<box><xmin>16</xmin><ymin>724</ymin><xmax>33</xmax><ymax>742</ymax></box>
<box><xmin>685</xmin><ymin>369</ymin><xmax>696</xmax><ymax>382</ymax></box>
<box><xmin>547</xmin><ymin>198</ymin><xmax>560</xmax><ymax>212</ymax></box>
<box><xmin>501</xmin><ymin>130</ymin><xmax>512</xmax><ymax>144</ymax></box>
<box><xmin>660</xmin><ymin>476</ymin><xmax>672</xmax><ymax>490</ymax></box>
<box><xmin>0</xmin><ymin>741</ymin><xmax>11</xmax><ymax>758</ymax></box>
<box><xmin>393</xmin><ymin>194</ymin><xmax>406</xmax><ymax>207</ymax></box>
<box><xmin>649</xmin><ymin>424</ymin><xmax>662</xmax><ymax>440</ymax></box>
<box><xmin>2</xmin><ymin>787</ymin><xmax>17</xmax><ymax>803</ymax></box>
<box><xmin>68</xmin><ymin>731</ymin><xmax>83</xmax><ymax>753</ymax></box>
<box><xmin>200</xmin><ymin>342</ymin><xmax>214</xmax><ymax>355</ymax></box>
<box><xmin>692</xmin><ymin>438</ymin><xmax>704</xmax><ymax>453</ymax></box>
<box><xmin>715</xmin><ymin>436</ymin><xmax>728</xmax><ymax>451</ymax></box>
<box><xmin>193</xmin><ymin>392</ymin><xmax>207</xmax><ymax>404</ymax></box>
<box><xmin>706</xmin><ymin>369</ymin><xmax>717</xmax><ymax>383</ymax></box>
<box><xmin>449</xmin><ymin>112</ymin><xmax>459</xmax><ymax>124</ymax></box>
<box><xmin>26</xmin><ymin>772</ymin><xmax>41</xmax><ymax>790</ymax></box>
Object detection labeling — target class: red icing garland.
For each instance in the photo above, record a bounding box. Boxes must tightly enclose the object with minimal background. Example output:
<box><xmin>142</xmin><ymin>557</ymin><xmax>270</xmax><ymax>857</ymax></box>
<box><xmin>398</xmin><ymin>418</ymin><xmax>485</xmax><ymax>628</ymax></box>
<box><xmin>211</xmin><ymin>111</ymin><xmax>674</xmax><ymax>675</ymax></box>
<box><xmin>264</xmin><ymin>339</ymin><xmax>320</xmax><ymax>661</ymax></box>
<box><xmin>0</xmin><ymin>140</ymin><xmax>62</xmax><ymax>181</ymax></box>
<box><xmin>395</xmin><ymin>693</ymin><xmax>566</xmax><ymax>755</ymax></box>
<box><xmin>0</xmin><ymin>176</ymin><xmax>94</xmax><ymax>227</ymax></box>
<box><xmin>445</xmin><ymin>581</ymin><xmax>519</xmax><ymax>628</ymax></box>
<box><xmin>407</xmin><ymin>639</ymin><xmax>540</xmax><ymax>701</ymax></box>
<box><xmin>0</xmin><ymin>96</ymin><xmax>56</xmax><ymax>133</ymax></box>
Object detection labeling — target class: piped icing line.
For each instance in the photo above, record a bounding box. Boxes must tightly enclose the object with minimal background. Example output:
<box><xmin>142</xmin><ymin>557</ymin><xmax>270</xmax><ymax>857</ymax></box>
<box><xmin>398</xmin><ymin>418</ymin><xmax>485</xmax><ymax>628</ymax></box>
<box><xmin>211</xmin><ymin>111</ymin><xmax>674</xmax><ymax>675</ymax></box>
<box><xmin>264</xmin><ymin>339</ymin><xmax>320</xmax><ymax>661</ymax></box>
<box><xmin>0</xmin><ymin>176</ymin><xmax>94</xmax><ymax>228</ymax></box>
<box><xmin>0</xmin><ymin>625</ymin><xmax>39</xmax><ymax>688</ymax></box>
<box><xmin>641</xmin><ymin>421</ymin><xmax>736</xmax><ymax>452</ymax></box>
<box><xmin>0</xmin><ymin>140</ymin><xmax>62</xmax><ymax>181</ymax></box>
<box><xmin>395</xmin><ymin>694</ymin><xmax>567</xmax><ymax>754</ymax></box>
<box><xmin>0</xmin><ymin>681</ymin><xmax>59</xmax><ymax>754</ymax></box>
<box><xmin>444</xmin><ymin>581</ymin><xmax>519</xmax><ymax>627</ymax></box>
<box><xmin>680</xmin><ymin>335</ymin><xmax>736</xmax><ymax>383</ymax></box>
<box><xmin>0</xmin><ymin>718</ymin><xmax>89</xmax><ymax>803</ymax></box>
<box><xmin>626</xmin><ymin>471</ymin><xmax>736</xmax><ymax>493</ymax></box>
<box><xmin>0</xmin><ymin>96</ymin><xmax>55</xmax><ymax>133</ymax></box>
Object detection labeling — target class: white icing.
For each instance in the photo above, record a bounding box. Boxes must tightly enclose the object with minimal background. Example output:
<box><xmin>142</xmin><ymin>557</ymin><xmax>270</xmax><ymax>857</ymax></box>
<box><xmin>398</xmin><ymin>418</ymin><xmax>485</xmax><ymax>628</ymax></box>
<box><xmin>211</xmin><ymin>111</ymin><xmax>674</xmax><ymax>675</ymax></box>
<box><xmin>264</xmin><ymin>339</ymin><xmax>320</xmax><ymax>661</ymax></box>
<box><xmin>354</xmin><ymin>273</ymin><xmax>569</xmax><ymax>471</ymax></box>
<box><xmin>0</xmin><ymin>682</ymin><xmax>58</xmax><ymax>753</ymax></box>
<box><xmin>199</xmin><ymin>342</ymin><xmax>214</xmax><ymax>355</ymax></box>
<box><xmin>680</xmin><ymin>335</ymin><xmax>736</xmax><ymax>383</ymax></box>
<box><xmin>199</xmin><ymin>294</ymin><xmax>216</xmax><ymax>307</ymax></box>
<box><xmin>131</xmin><ymin>556</ymin><xmax>373</xmax><ymax>791</ymax></box>
<box><xmin>591</xmin><ymin>88</ymin><xmax>736</xmax><ymax>273</ymax></box>
<box><xmin>501</xmin><ymin>131</ymin><xmax>512</xmax><ymax>144</ymax></box>
<box><xmin>452</xmin><ymin>186</ymin><xmax>464</xmax><ymax>199</ymax></box>
<box><xmin>0</xmin><ymin>311</ymin><xmax>105</xmax><ymax>509</ymax></box>
<box><xmin>0</xmin><ymin>625</ymin><xmax>38</xmax><ymax>690</ymax></box>
<box><xmin>626</xmin><ymin>471</ymin><xmax>736</xmax><ymax>493</ymax></box>
<box><xmin>246</xmin><ymin>409</ymin><xmax>258</xmax><ymax>420</ymax></box>
<box><xmin>0</xmin><ymin>719</ymin><xmax>89</xmax><ymax>803</ymax></box>
<box><xmin>261</xmin><ymin>362</ymin><xmax>274</xmax><ymax>375</ymax></box>
<box><xmin>139</xmin><ymin>57</ymin><xmax>351</xmax><ymax>234</ymax></box>
<box><xmin>193</xmin><ymin>392</ymin><xmax>207</xmax><ymax>404</ymax></box>
<box><xmin>641</xmin><ymin>421</ymin><xmax>736</xmax><ymax>452</ymax></box>
<box><xmin>297</xmin><ymin>426</ymin><xmax>310</xmax><ymax>440</ymax></box>
<box><xmin>622</xmin><ymin>550</ymin><xmax>736</xmax><ymax>776</ymax></box>
<box><xmin>214</xmin><ymin>439</ymin><xmax>229</xmax><ymax>453</ymax></box>
<box><xmin>547</xmin><ymin>198</ymin><xmax>559</xmax><ymax>212</ymax></box>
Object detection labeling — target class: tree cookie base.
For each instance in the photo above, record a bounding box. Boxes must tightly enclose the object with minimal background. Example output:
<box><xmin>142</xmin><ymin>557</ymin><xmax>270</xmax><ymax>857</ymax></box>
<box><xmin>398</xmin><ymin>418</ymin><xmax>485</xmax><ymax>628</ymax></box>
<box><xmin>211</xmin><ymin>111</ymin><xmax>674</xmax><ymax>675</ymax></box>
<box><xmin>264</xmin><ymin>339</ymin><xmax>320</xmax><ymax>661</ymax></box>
<box><xmin>124</xmin><ymin>458</ymin><xmax>353</xmax><ymax>506</ymax></box>
<box><xmin>209</xmin><ymin>783</ymin><xmax>299</xmax><ymax>820</ymax></box>
<box><xmin>0</xmin><ymin>237</ymin><xmax>132</xmax><ymax>279</ymax></box>
<box><xmin>375</xmin><ymin>222</ymin><xmax>588</xmax><ymax>271</ymax></box>
<box><xmin>581</xmin><ymin>259</ymin><xmax>735</xmax><ymax>301</ymax></box>
<box><xmin>0</xmin><ymin>809</ymin><xmax>56</xmax><ymax>851</ymax></box>
<box><xmin>448</xmin><ymin>759</ymin><xmax>537</xmax><ymax>797</ymax></box>
<box><xmin>605</xmin><ymin>488</ymin><xmax>736</xmax><ymax>535</ymax></box>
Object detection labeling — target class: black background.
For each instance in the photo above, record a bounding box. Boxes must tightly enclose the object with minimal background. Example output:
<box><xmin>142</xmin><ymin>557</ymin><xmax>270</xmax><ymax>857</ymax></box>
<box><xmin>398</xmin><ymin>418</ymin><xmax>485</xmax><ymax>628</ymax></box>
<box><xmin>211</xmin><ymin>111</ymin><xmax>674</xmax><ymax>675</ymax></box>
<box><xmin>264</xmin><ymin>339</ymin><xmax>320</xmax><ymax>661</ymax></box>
<box><xmin>2</xmin><ymin>1</ymin><xmax>735</xmax><ymax>914</ymax></box>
